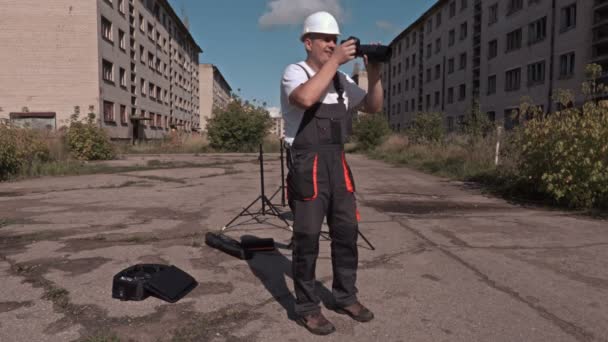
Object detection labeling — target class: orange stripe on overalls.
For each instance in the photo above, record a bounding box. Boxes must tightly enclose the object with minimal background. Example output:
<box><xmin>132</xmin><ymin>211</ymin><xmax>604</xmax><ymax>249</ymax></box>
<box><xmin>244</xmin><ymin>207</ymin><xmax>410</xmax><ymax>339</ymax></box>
<box><xmin>341</xmin><ymin>152</ymin><xmax>354</xmax><ymax>193</ymax></box>
<box><xmin>303</xmin><ymin>154</ymin><xmax>319</xmax><ymax>201</ymax></box>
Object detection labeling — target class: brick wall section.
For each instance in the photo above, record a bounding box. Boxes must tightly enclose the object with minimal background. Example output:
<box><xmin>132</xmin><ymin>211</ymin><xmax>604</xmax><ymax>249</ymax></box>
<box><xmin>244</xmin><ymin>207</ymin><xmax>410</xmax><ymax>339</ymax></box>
<box><xmin>0</xmin><ymin>0</ymin><xmax>99</xmax><ymax>127</ymax></box>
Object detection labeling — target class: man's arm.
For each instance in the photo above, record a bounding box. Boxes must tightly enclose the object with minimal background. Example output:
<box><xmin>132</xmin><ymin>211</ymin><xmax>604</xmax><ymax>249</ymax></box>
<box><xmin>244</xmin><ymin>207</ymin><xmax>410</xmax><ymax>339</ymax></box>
<box><xmin>289</xmin><ymin>40</ymin><xmax>357</xmax><ymax>109</ymax></box>
<box><xmin>358</xmin><ymin>59</ymin><xmax>383</xmax><ymax>114</ymax></box>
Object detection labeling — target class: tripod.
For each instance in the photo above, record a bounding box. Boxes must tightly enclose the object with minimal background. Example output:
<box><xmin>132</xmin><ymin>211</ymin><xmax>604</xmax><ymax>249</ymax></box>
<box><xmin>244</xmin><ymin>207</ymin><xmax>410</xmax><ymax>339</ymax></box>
<box><xmin>221</xmin><ymin>144</ymin><xmax>293</xmax><ymax>232</ymax></box>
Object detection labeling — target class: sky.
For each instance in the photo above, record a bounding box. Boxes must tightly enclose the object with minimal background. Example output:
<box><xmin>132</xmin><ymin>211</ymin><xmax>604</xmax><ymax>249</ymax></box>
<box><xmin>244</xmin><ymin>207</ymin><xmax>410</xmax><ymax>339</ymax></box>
<box><xmin>167</xmin><ymin>0</ymin><xmax>436</xmax><ymax>115</ymax></box>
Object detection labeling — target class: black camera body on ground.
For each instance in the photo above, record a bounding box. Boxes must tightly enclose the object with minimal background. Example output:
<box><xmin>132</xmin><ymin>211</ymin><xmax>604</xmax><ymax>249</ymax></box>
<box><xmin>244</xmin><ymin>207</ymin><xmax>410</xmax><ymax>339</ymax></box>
<box><xmin>340</xmin><ymin>36</ymin><xmax>392</xmax><ymax>63</ymax></box>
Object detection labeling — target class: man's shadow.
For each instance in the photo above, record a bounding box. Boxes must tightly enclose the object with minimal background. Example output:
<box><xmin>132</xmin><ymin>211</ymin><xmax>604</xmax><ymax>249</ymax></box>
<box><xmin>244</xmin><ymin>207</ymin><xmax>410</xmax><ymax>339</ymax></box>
<box><xmin>243</xmin><ymin>235</ymin><xmax>334</xmax><ymax>321</ymax></box>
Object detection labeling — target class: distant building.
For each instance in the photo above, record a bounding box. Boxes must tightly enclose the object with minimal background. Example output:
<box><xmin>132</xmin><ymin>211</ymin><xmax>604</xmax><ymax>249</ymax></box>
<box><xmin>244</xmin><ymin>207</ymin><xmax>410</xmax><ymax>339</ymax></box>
<box><xmin>198</xmin><ymin>64</ymin><xmax>232</xmax><ymax>131</ymax></box>
<box><xmin>383</xmin><ymin>0</ymin><xmax>597</xmax><ymax>132</ymax></box>
<box><xmin>268</xmin><ymin>107</ymin><xmax>284</xmax><ymax>138</ymax></box>
<box><xmin>0</xmin><ymin>0</ymin><xmax>201</xmax><ymax>140</ymax></box>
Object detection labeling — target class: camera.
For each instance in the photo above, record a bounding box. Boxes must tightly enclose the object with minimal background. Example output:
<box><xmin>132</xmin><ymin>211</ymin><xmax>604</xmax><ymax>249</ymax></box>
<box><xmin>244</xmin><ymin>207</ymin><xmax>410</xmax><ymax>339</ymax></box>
<box><xmin>340</xmin><ymin>36</ymin><xmax>392</xmax><ymax>63</ymax></box>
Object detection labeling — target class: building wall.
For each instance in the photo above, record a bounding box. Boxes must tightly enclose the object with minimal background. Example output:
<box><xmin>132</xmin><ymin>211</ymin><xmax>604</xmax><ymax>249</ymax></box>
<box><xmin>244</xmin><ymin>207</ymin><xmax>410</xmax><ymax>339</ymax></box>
<box><xmin>0</xmin><ymin>0</ymin><xmax>200</xmax><ymax>140</ymax></box>
<box><xmin>0</xmin><ymin>0</ymin><xmax>100</xmax><ymax>126</ymax></box>
<box><xmin>198</xmin><ymin>63</ymin><xmax>231</xmax><ymax>132</ymax></box>
<box><xmin>384</xmin><ymin>0</ymin><xmax>596</xmax><ymax>132</ymax></box>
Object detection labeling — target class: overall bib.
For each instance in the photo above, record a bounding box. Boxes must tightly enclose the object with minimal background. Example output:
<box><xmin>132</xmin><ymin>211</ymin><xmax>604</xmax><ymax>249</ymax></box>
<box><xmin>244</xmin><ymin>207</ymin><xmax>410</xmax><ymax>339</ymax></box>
<box><xmin>287</xmin><ymin>66</ymin><xmax>360</xmax><ymax>316</ymax></box>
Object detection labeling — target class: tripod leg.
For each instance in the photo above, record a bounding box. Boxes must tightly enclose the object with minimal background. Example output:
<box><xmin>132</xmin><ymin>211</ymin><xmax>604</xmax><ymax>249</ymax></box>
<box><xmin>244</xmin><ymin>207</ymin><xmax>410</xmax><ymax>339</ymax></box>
<box><xmin>262</xmin><ymin>196</ymin><xmax>293</xmax><ymax>231</ymax></box>
<box><xmin>357</xmin><ymin>229</ymin><xmax>376</xmax><ymax>250</ymax></box>
<box><xmin>221</xmin><ymin>196</ymin><xmax>263</xmax><ymax>231</ymax></box>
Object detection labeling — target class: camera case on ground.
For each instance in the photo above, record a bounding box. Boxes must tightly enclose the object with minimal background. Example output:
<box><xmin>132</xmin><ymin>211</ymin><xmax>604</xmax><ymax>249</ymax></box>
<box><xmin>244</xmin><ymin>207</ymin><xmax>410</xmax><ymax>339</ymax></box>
<box><xmin>112</xmin><ymin>264</ymin><xmax>198</xmax><ymax>303</ymax></box>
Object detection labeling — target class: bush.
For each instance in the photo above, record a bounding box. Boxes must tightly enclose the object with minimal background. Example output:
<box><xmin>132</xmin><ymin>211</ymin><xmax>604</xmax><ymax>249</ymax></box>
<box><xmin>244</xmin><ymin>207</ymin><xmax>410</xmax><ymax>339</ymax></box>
<box><xmin>66</xmin><ymin>112</ymin><xmax>115</xmax><ymax>160</ymax></box>
<box><xmin>352</xmin><ymin>113</ymin><xmax>391</xmax><ymax>150</ymax></box>
<box><xmin>0</xmin><ymin>124</ymin><xmax>51</xmax><ymax>180</ymax></box>
<box><xmin>408</xmin><ymin>112</ymin><xmax>444</xmax><ymax>143</ymax></box>
<box><xmin>514</xmin><ymin>66</ymin><xmax>608</xmax><ymax>208</ymax></box>
<box><xmin>206</xmin><ymin>98</ymin><xmax>272</xmax><ymax>152</ymax></box>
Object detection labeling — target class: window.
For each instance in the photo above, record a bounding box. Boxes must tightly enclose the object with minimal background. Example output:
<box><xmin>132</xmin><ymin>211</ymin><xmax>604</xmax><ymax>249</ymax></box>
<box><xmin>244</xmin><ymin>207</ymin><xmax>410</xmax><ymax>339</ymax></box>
<box><xmin>118</xmin><ymin>0</ymin><xmax>125</xmax><ymax>14</ymax></box>
<box><xmin>505</xmin><ymin>68</ymin><xmax>521</xmax><ymax>91</ymax></box>
<box><xmin>412</xmin><ymin>54</ymin><xmax>416</xmax><ymax>67</ymax></box>
<box><xmin>411</xmin><ymin>99</ymin><xmax>416</xmax><ymax>111</ymax></box>
<box><xmin>139</xmin><ymin>14</ymin><xmax>145</xmax><ymax>32</ymax></box>
<box><xmin>102</xmin><ymin>59</ymin><xmax>114</xmax><ymax>82</ymax></box>
<box><xmin>412</xmin><ymin>33</ymin><xmax>417</xmax><ymax>44</ymax></box>
<box><xmin>103</xmin><ymin>100</ymin><xmax>114</xmax><ymax>122</ymax></box>
<box><xmin>436</xmin><ymin>12</ymin><xmax>442</xmax><ymax>27</ymax></box>
<box><xmin>508</xmin><ymin>0</ymin><xmax>523</xmax><ymax>15</ymax></box>
<box><xmin>435</xmin><ymin>38</ymin><xmax>441</xmax><ymax>53</ymax></box>
<box><xmin>560</xmin><ymin>52</ymin><xmax>575</xmax><ymax>78</ymax></box>
<box><xmin>435</xmin><ymin>64</ymin><xmax>441</xmax><ymax>80</ymax></box>
<box><xmin>101</xmin><ymin>16</ymin><xmax>113</xmax><ymax>42</ymax></box>
<box><xmin>489</xmin><ymin>4</ymin><xmax>498</xmax><ymax>25</ymax></box>
<box><xmin>398</xmin><ymin>62</ymin><xmax>402</xmax><ymax>74</ymax></box>
<box><xmin>527</xmin><ymin>61</ymin><xmax>545</xmax><ymax>85</ymax></box>
<box><xmin>459</xmin><ymin>53</ymin><xmax>467</xmax><ymax>70</ymax></box>
<box><xmin>447</xmin><ymin>117</ymin><xmax>454</xmax><ymax>132</ymax></box>
<box><xmin>118</xmin><ymin>30</ymin><xmax>125</xmax><ymax>50</ymax></box>
<box><xmin>450</xmin><ymin>1</ymin><xmax>456</xmax><ymax>17</ymax></box>
<box><xmin>447</xmin><ymin>87</ymin><xmax>454</xmax><ymax>103</ymax></box>
<box><xmin>147</xmin><ymin>22</ymin><xmax>154</xmax><ymax>38</ymax></box>
<box><xmin>140</xmin><ymin>46</ymin><xmax>145</xmax><ymax>64</ymax></box>
<box><xmin>426</xmin><ymin>94</ymin><xmax>431</xmax><ymax>110</ymax></box>
<box><xmin>461</xmin><ymin>0</ymin><xmax>467</xmax><ymax>11</ymax></box>
<box><xmin>459</xmin><ymin>84</ymin><xmax>466</xmax><ymax>100</ymax></box>
<box><xmin>561</xmin><ymin>4</ymin><xmax>576</xmax><ymax>32</ymax></box>
<box><xmin>487</xmin><ymin>75</ymin><xmax>496</xmax><ymax>94</ymax></box>
<box><xmin>528</xmin><ymin>17</ymin><xmax>547</xmax><ymax>45</ymax></box>
<box><xmin>148</xmin><ymin>52</ymin><xmax>154</xmax><ymax>68</ymax></box>
<box><xmin>506</xmin><ymin>28</ymin><xmax>522</xmax><ymax>52</ymax></box>
<box><xmin>405</xmin><ymin>79</ymin><xmax>409</xmax><ymax>90</ymax></box>
<box><xmin>449</xmin><ymin>29</ymin><xmax>455</xmax><ymax>46</ymax></box>
<box><xmin>412</xmin><ymin>76</ymin><xmax>416</xmax><ymax>88</ymax></box>
<box><xmin>405</xmin><ymin>57</ymin><xmax>410</xmax><ymax>70</ymax></box>
<box><xmin>119</xmin><ymin>67</ymin><xmax>126</xmax><ymax>87</ymax></box>
<box><xmin>427</xmin><ymin>19</ymin><xmax>433</xmax><ymax>33</ymax></box>
<box><xmin>140</xmin><ymin>78</ymin><xmax>146</xmax><ymax>96</ymax></box>
<box><xmin>426</xmin><ymin>68</ymin><xmax>431</xmax><ymax>82</ymax></box>
<box><xmin>406</xmin><ymin>35</ymin><xmax>410</xmax><ymax>48</ymax></box>
<box><xmin>460</xmin><ymin>22</ymin><xmax>468</xmax><ymax>40</ymax></box>
<box><xmin>434</xmin><ymin>91</ymin><xmax>440</xmax><ymax>106</ymax></box>
<box><xmin>398</xmin><ymin>83</ymin><xmax>401</xmax><ymax>93</ymax></box>
<box><xmin>487</xmin><ymin>111</ymin><xmax>496</xmax><ymax>122</ymax></box>
<box><xmin>448</xmin><ymin>58</ymin><xmax>455</xmax><ymax>73</ymax></box>
<box><xmin>488</xmin><ymin>39</ymin><xmax>498</xmax><ymax>59</ymax></box>
<box><xmin>427</xmin><ymin>43</ymin><xmax>432</xmax><ymax>57</ymax></box>
<box><xmin>120</xmin><ymin>105</ymin><xmax>127</xmax><ymax>124</ymax></box>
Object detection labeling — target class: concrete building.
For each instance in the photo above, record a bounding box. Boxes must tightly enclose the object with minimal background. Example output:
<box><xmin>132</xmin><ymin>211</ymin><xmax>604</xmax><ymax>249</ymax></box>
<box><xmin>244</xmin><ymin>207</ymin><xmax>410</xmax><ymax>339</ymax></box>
<box><xmin>0</xmin><ymin>0</ymin><xmax>201</xmax><ymax>140</ymax></box>
<box><xmin>198</xmin><ymin>64</ymin><xmax>232</xmax><ymax>131</ymax></box>
<box><xmin>383</xmin><ymin>0</ymin><xmax>596</xmax><ymax>132</ymax></box>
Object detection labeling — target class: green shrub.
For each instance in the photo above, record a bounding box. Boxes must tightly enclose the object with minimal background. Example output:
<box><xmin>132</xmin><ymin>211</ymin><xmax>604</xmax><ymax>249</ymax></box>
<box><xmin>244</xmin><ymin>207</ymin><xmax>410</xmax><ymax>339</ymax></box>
<box><xmin>66</xmin><ymin>112</ymin><xmax>115</xmax><ymax>160</ymax></box>
<box><xmin>514</xmin><ymin>64</ymin><xmax>608</xmax><ymax>209</ymax></box>
<box><xmin>206</xmin><ymin>98</ymin><xmax>272</xmax><ymax>152</ymax></box>
<box><xmin>352</xmin><ymin>113</ymin><xmax>391</xmax><ymax>150</ymax></box>
<box><xmin>408</xmin><ymin>112</ymin><xmax>444</xmax><ymax>143</ymax></box>
<box><xmin>0</xmin><ymin>124</ymin><xmax>50</xmax><ymax>180</ymax></box>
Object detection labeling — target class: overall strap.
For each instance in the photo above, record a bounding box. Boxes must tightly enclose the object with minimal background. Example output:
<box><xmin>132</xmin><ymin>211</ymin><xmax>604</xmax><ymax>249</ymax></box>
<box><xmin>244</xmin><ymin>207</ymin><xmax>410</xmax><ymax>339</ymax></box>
<box><xmin>296</xmin><ymin>63</ymin><xmax>344</xmax><ymax>103</ymax></box>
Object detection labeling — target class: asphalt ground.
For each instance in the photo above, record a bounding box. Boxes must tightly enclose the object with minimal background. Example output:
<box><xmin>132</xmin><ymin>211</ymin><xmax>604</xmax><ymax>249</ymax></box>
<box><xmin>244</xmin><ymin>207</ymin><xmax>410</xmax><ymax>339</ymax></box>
<box><xmin>0</xmin><ymin>153</ymin><xmax>607</xmax><ymax>342</ymax></box>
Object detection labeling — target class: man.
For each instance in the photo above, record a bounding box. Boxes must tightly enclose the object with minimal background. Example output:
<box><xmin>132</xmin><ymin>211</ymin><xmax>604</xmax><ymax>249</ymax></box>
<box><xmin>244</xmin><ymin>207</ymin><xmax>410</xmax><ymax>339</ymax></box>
<box><xmin>280</xmin><ymin>11</ymin><xmax>383</xmax><ymax>335</ymax></box>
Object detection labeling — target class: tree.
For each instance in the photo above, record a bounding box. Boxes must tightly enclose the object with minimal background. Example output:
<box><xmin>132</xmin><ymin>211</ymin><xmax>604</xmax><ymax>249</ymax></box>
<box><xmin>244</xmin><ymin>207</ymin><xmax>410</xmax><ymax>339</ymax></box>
<box><xmin>206</xmin><ymin>97</ymin><xmax>272</xmax><ymax>152</ymax></box>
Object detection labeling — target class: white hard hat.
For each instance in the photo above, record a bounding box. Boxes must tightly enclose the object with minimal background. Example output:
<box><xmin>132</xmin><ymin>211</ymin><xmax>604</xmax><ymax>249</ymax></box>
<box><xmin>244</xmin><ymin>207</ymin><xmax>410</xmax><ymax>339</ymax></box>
<box><xmin>300</xmin><ymin>11</ymin><xmax>340</xmax><ymax>41</ymax></box>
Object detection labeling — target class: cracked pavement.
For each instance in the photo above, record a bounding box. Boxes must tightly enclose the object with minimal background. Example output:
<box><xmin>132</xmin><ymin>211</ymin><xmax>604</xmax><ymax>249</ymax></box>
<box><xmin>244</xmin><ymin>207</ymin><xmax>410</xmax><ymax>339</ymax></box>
<box><xmin>0</xmin><ymin>153</ymin><xmax>607</xmax><ymax>341</ymax></box>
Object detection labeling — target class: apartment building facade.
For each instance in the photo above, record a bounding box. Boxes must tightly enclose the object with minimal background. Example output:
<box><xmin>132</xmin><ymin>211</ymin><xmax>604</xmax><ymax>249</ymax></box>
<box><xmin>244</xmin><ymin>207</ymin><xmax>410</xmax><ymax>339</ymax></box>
<box><xmin>198</xmin><ymin>64</ymin><xmax>232</xmax><ymax>131</ymax></box>
<box><xmin>0</xmin><ymin>0</ymin><xmax>201</xmax><ymax>140</ymax></box>
<box><xmin>383</xmin><ymin>0</ymin><xmax>595</xmax><ymax>131</ymax></box>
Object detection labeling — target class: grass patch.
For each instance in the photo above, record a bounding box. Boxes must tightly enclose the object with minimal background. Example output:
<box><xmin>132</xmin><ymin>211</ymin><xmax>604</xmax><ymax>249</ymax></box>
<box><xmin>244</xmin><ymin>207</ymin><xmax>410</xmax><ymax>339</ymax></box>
<box><xmin>43</xmin><ymin>286</ymin><xmax>70</xmax><ymax>308</ymax></box>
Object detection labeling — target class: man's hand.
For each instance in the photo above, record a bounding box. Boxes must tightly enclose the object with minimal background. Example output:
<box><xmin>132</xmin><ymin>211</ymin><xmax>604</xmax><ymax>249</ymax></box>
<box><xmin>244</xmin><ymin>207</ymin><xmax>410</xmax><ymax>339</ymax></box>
<box><xmin>330</xmin><ymin>39</ymin><xmax>357</xmax><ymax>66</ymax></box>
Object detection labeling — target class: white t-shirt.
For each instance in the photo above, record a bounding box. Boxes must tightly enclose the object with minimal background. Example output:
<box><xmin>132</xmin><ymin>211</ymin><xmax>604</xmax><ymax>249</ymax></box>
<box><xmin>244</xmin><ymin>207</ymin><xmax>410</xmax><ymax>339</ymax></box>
<box><xmin>280</xmin><ymin>61</ymin><xmax>366</xmax><ymax>145</ymax></box>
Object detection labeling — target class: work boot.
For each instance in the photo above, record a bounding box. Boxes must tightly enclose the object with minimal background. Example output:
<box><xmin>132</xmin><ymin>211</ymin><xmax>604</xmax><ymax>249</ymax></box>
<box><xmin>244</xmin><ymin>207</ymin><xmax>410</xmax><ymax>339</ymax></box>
<box><xmin>335</xmin><ymin>302</ymin><xmax>374</xmax><ymax>322</ymax></box>
<box><xmin>296</xmin><ymin>311</ymin><xmax>336</xmax><ymax>335</ymax></box>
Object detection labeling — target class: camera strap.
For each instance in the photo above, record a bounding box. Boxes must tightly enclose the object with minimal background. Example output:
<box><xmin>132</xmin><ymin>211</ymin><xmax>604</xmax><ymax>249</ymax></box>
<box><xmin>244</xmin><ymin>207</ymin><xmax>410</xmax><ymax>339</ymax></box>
<box><xmin>296</xmin><ymin>63</ymin><xmax>344</xmax><ymax>104</ymax></box>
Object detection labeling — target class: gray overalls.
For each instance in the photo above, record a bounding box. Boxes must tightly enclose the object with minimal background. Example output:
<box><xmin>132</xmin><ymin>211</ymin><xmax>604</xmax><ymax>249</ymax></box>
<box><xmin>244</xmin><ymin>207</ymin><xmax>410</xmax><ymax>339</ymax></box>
<box><xmin>287</xmin><ymin>66</ymin><xmax>360</xmax><ymax>316</ymax></box>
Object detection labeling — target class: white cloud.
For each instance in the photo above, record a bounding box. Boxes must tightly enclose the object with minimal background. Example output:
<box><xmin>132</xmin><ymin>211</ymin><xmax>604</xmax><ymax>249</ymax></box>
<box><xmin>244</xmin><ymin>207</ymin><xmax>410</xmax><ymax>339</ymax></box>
<box><xmin>376</xmin><ymin>20</ymin><xmax>399</xmax><ymax>33</ymax></box>
<box><xmin>259</xmin><ymin>0</ymin><xmax>345</xmax><ymax>29</ymax></box>
<box><xmin>267</xmin><ymin>106</ymin><xmax>282</xmax><ymax>118</ymax></box>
